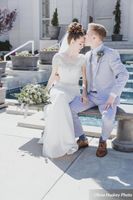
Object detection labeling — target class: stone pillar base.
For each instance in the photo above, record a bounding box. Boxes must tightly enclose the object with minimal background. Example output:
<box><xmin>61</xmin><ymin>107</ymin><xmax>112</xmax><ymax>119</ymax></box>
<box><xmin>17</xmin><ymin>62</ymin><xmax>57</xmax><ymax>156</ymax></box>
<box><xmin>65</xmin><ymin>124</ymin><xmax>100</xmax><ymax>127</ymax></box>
<box><xmin>112</xmin><ymin>139</ymin><xmax>133</xmax><ymax>152</ymax></box>
<box><xmin>112</xmin><ymin>119</ymin><xmax>133</xmax><ymax>152</ymax></box>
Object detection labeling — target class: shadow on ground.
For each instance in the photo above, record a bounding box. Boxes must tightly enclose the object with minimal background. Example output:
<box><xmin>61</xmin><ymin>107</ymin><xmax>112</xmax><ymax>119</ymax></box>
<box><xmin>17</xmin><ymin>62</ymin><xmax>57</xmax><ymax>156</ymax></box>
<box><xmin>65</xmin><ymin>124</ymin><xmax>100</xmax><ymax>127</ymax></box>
<box><xmin>19</xmin><ymin>137</ymin><xmax>133</xmax><ymax>190</ymax></box>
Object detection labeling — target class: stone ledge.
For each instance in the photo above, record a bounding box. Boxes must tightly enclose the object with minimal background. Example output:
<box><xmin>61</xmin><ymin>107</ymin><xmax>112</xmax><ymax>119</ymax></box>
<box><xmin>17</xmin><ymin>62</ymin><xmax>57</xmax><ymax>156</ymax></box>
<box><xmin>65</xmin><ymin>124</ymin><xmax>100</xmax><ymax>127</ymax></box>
<box><xmin>79</xmin><ymin>104</ymin><xmax>133</xmax><ymax>120</ymax></box>
<box><xmin>6</xmin><ymin>105</ymin><xmax>37</xmax><ymax>116</ymax></box>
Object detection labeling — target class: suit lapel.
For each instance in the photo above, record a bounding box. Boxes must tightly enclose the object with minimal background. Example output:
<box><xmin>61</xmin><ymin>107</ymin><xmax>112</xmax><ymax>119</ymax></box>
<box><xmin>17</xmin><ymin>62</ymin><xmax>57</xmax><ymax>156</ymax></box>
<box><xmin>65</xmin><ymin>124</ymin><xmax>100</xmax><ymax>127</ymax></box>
<box><xmin>94</xmin><ymin>46</ymin><xmax>105</xmax><ymax>78</ymax></box>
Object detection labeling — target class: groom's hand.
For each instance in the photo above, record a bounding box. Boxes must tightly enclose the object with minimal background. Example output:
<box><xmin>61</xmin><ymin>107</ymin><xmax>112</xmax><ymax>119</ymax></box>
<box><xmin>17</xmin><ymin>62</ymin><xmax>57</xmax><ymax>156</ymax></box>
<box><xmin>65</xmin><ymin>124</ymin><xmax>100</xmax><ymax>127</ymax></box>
<box><xmin>81</xmin><ymin>95</ymin><xmax>89</xmax><ymax>104</ymax></box>
<box><xmin>104</xmin><ymin>95</ymin><xmax>116</xmax><ymax>110</ymax></box>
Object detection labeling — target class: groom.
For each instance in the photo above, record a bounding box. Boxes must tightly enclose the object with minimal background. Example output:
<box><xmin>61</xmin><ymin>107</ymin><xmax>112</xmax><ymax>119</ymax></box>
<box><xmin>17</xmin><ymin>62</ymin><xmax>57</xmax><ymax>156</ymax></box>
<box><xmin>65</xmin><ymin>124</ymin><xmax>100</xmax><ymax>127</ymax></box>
<box><xmin>70</xmin><ymin>23</ymin><xmax>129</xmax><ymax>157</ymax></box>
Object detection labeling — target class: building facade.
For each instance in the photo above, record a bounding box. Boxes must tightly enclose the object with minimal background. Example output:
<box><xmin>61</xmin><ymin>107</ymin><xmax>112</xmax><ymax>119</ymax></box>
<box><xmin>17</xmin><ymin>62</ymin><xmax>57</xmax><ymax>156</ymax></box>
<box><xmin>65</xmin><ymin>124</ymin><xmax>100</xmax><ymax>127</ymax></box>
<box><xmin>0</xmin><ymin>0</ymin><xmax>133</xmax><ymax>50</ymax></box>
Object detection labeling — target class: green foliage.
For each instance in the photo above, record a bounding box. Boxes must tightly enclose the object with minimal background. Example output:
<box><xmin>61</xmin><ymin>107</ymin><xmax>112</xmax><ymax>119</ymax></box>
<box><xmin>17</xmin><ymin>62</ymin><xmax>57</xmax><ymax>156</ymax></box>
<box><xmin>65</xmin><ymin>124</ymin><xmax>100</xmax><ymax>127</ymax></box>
<box><xmin>113</xmin><ymin>0</ymin><xmax>121</xmax><ymax>34</ymax></box>
<box><xmin>0</xmin><ymin>40</ymin><xmax>12</xmax><ymax>51</ymax></box>
<box><xmin>51</xmin><ymin>8</ymin><xmax>59</xmax><ymax>26</ymax></box>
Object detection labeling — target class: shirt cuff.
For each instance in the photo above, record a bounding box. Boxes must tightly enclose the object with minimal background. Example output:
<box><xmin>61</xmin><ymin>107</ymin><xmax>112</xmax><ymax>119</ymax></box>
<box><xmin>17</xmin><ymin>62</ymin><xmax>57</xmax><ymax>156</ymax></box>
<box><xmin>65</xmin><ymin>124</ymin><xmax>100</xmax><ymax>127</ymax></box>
<box><xmin>110</xmin><ymin>92</ymin><xmax>117</xmax><ymax>98</ymax></box>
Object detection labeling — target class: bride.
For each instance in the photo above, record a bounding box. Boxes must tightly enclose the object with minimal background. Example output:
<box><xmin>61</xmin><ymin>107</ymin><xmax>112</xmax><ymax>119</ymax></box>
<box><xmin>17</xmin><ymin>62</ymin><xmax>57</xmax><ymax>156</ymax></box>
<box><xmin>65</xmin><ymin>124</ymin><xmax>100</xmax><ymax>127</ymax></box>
<box><xmin>42</xmin><ymin>22</ymin><xmax>88</xmax><ymax>158</ymax></box>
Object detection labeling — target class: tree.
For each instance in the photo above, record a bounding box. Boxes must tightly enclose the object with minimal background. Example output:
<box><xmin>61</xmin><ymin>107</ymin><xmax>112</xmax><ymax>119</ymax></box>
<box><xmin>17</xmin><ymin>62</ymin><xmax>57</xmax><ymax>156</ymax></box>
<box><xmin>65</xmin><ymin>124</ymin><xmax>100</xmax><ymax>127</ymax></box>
<box><xmin>113</xmin><ymin>0</ymin><xmax>121</xmax><ymax>34</ymax></box>
<box><xmin>0</xmin><ymin>9</ymin><xmax>17</xmax><ymax>35</ymax></box>
<box><xmin>51</xmin><ymin>8</ymin><xmax>59</xmax><ymax>26</ymax></box>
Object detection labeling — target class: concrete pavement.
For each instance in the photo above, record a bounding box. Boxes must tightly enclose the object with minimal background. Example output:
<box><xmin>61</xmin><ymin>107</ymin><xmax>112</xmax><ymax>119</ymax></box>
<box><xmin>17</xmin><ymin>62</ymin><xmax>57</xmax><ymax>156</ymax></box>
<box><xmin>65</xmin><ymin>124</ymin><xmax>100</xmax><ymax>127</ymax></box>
<box><xmin>0</xmin><ymin>108</ymin><xmax>133</xmax><ymax>200</ymax></box>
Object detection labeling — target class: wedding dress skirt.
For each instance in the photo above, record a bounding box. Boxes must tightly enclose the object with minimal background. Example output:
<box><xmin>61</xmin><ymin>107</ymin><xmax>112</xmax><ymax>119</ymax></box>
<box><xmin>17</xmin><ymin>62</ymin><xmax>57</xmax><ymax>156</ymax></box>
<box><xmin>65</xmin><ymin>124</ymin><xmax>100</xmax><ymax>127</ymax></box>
<box><xmin>42</xmin><ymin>83</ymin><xmax>79</xmax><ymax>158</ymax></box>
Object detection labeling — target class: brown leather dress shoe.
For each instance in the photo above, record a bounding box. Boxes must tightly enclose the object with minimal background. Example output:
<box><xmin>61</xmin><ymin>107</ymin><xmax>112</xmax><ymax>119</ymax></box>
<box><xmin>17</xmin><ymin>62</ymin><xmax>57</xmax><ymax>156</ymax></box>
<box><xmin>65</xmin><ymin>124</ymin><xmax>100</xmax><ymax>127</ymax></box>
<box><xmin>96</xmin><ymin>141</ymin><xmax>107</xmax><ymax>157</ymax></box>
<box><xmin>77</xmin><ymin>139</ymin><xmax>89</xmax><ymax>149</ymax></box>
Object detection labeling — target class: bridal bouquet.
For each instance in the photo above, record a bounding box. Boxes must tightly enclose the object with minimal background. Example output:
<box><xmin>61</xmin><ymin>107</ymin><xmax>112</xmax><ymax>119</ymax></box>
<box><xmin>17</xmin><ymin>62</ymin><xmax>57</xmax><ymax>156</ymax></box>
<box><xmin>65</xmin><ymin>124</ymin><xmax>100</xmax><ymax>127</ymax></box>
<box><xmin>16</xmin><ymin>84</ymin><xmax>50</xmax><ymax>106</ymax></box>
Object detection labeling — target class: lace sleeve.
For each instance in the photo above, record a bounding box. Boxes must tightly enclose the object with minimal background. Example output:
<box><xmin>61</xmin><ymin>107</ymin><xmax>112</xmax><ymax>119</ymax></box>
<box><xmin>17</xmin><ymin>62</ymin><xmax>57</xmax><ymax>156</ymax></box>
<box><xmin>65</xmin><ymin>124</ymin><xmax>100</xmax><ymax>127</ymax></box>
<box><xmin>52</xmin><ymin>53</ymin><xmax>60</xmax><ymax>69</ymax></box>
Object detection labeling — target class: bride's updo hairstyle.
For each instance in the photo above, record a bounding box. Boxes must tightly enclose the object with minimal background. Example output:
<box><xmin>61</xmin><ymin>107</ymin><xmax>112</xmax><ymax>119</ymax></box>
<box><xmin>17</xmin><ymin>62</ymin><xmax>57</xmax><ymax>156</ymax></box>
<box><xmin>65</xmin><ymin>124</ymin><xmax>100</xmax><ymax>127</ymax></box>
<box><xmin>67</xmin><ymin>22</ymin><xmax>85</xmax><ymax>44</ymax></box>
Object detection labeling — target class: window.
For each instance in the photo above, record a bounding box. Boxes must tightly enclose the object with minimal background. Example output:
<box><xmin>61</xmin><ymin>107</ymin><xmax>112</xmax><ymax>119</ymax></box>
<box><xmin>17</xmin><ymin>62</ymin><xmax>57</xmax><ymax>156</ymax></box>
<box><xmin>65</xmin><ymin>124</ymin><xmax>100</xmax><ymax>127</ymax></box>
<box><xmin>40</xmin><ymin>0</ymin><xmax>50</xmax><ymax>39</ymax></box>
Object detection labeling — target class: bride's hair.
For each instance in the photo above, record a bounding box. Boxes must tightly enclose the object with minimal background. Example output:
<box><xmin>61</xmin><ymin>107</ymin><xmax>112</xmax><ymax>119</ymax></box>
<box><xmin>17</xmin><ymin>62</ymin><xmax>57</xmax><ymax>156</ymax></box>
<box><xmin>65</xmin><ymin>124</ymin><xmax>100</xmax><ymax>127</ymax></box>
<box><xmin>67</xmin><ymin>22</ymin><xmax>85</xmax><ymax>44</ymax></box>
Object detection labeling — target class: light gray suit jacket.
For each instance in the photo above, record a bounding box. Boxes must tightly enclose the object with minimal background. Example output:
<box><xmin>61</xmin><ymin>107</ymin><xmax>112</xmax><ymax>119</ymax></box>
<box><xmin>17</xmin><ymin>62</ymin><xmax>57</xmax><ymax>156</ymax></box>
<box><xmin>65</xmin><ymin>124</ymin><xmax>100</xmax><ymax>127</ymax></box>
<box><xmin>85</xmin><ymin>45</ymin><xmax>129</xmax><ymax>104</ymax></box>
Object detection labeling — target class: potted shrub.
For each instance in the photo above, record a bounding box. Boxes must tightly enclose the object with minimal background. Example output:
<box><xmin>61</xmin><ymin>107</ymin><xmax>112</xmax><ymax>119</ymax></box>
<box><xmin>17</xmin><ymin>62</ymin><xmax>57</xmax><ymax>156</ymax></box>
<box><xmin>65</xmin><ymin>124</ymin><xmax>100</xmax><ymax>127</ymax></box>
<box><xmin>0</xmin><ymin>75</ymin><xmax>6</xmax><ymax>104</ymax></box>
<box><xmin>39</xmin><ymin>46</ymin><xmax>59</xmax><ymax>65</ymax></box>
<box><xmin>11</xmin><ymin>51</ymin><xmax>39</xmax><ymax>71</ymax></box>
<box><xmin>49</xmin><ymin>8</ymin><xmax>60</xmax><ymax>39</ymax></box>
<box><xmin>112</xmin><ymin>0</ymin><xmax>123</xmax><ymax>41</ymax></box>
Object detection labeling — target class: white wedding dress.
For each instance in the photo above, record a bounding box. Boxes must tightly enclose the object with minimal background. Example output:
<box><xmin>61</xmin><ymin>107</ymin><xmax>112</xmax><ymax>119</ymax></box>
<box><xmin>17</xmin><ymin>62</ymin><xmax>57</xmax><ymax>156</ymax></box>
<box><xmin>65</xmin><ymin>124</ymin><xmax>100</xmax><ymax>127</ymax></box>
<box><xmin>42</xmin><ymin>52</ymin><xmax>86</xmax><ymax>158</ymax></box>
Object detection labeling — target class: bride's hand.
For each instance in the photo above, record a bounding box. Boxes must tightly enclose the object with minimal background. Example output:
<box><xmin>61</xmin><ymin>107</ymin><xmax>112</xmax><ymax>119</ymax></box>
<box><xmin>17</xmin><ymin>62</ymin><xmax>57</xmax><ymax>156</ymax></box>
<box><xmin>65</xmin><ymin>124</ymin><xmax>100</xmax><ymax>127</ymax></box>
<box><xmin>55</xmin><ymin>73</ymin><xmax>60</xmax><ymax>81</ymax></box>
<box><xmin>81</xmin><ymin>95</ymin><xmax>89</xmax><ymax>104</ymax></box>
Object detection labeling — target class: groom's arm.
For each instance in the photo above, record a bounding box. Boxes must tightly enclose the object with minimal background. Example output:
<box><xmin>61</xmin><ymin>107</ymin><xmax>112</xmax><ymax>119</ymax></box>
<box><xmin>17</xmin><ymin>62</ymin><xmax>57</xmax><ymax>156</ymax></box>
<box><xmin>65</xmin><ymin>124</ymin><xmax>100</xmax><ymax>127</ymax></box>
<box><xmin>104</xmin><ymin>50</ymin><xmax>129</xmax><ymax>110</ymax></box>
<box><xmin>109</xmin><ymin>50</ymin><xmax>129</xmax><ymax>97</ymax></box>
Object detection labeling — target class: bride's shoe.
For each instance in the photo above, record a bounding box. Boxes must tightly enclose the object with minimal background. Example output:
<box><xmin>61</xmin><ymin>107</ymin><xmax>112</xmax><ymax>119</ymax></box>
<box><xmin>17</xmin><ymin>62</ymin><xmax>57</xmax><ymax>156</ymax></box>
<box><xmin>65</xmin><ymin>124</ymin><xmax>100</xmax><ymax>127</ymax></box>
<box><xmin>77</xmin><ymin>139</ymin><xmax>89</xmax><ymax>149</ymax></box>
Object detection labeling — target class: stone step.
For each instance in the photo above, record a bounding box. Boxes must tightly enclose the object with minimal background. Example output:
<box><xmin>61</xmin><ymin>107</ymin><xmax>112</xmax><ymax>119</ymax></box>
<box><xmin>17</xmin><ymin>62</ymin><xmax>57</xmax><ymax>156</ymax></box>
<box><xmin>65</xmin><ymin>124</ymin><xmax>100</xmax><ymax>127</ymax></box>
<box><xmin>121</xmin><ymin>88</ymin><xmax>133</xmax><ymax>99</ymax></box>
<box><xmin>0</xmin><ymin>103</ymin><xmax>8</xmax><ymax>109</ymax></box>
<box><xmin>125</xmin><ymin>80</ymin><xmax>133</xmax><ymax>88</ymax></box>
<box><xmin>17</xmin><ymin>111</ymin><xmax>45</xmax><ymax>130</ymax></box>
<box><xmin>6</xmin><ymin>105</ymin><xmax>37</xmax><ymax>116</ymax></box>
<box><xmin>129</xmin><ymin>72</ymin><xmax>133</xmax><ymax>80</ymax></box>
<box><xmin>120</xmin><ymin>98</ymin><xmax>133</xmax><ymax>105</ymax></box>
<box><xmin>105</xmin><ymin>42</ymin><xmax>133</xmax><ymax>49</ymax></box>
<box><xmin>126</xmin><ymin>65</ymin><xmax>133</xmax><ymax>72</ymax></box>
<box><xmin>123</xmin><ymin>88</ymin><xmax>133</xmax><ymax>93</ymax></box>
<box><xmin>126</xmin><ymin>61</ymin><xmax>133</xmax><ymax>65</ymax></box>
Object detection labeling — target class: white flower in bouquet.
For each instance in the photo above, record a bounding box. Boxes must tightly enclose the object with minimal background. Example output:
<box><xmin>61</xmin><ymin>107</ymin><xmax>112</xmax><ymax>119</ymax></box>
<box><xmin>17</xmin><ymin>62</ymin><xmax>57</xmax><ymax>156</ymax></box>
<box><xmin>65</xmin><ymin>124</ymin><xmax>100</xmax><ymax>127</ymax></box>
<box><xmin>16</xmin><ymin>84</ymin><xmax>50</xmax><ymax>106</ymax></box>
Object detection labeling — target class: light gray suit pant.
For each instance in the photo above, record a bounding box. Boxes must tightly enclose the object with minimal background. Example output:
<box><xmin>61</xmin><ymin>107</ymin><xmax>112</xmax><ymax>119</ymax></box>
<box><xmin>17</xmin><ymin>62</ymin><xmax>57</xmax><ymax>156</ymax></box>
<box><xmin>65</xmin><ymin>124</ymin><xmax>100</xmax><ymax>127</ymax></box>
<box><xmin>69</xmin><ymin>92</ymin><xmax>117</xmax><ymax>141</ymax></box>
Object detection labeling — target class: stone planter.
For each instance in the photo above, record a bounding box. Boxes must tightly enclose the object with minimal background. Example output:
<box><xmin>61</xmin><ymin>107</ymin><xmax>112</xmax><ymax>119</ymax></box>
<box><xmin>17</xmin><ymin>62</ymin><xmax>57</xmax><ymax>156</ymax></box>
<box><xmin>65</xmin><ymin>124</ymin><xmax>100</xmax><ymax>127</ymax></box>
<box><xmin>112</xmin><ymin>34</ymin><xmax>123</xmax><ymax>41</ymax></box>
<box><xmin>11</xmin><ymin>56</ymin><xmax>39</xmax><ymax>71</ymax></box>
<box><xmin>0</xmin><ymin>61</ymin><xmax>7</xmax><ymax>77</ymax></box>
<box><xmin>39</xmin><ymin>51</ymin><xmax>58</xmax><ymax>64</ymax></box>
<box><xmin>0</xmin><ymin>87</ymin><xmax>6</xmax><ymax>104</ymax></box>
<box><xmin>48</xmin><ymin>26</ymin><xmax>60</xmax><ymax>39</ymax></box>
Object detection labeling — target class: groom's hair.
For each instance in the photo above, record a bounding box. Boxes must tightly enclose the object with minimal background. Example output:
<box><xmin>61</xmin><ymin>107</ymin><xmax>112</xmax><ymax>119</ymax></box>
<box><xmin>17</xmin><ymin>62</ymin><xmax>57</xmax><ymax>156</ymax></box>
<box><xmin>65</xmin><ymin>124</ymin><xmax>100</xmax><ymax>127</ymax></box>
<box><xmin>88</xmin><ymin>23</ymin><xmax>107</xmax><ymax>40</ymax></box>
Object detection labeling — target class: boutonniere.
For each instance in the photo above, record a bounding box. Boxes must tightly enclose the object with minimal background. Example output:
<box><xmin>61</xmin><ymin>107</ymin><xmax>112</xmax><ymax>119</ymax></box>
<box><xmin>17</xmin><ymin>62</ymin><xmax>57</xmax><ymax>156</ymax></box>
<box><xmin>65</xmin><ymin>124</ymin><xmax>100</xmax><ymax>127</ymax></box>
<box><xmin>97</xmin><ymin>50</ymin><xmax>104</xmax><ymax>63</ymax></box>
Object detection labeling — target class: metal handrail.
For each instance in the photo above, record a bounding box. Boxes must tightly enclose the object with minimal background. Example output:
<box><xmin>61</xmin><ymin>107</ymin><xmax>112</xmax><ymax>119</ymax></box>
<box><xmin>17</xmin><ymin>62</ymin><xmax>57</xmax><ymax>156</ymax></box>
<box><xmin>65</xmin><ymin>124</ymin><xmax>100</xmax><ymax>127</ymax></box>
<box><xmin>4</xmin><ymin>40</ymin><xmax>34</xmax><ymax>61</ymax></box>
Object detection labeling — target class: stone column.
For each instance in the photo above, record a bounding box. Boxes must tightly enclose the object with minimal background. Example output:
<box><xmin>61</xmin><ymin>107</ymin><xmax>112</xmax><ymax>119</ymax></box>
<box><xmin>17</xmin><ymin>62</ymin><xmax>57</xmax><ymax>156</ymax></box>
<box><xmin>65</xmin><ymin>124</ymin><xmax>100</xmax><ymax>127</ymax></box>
<box><xmin>112</xmin><ymin>119</ymin><xmax>133</xmax><ymax>152</ymax></box>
